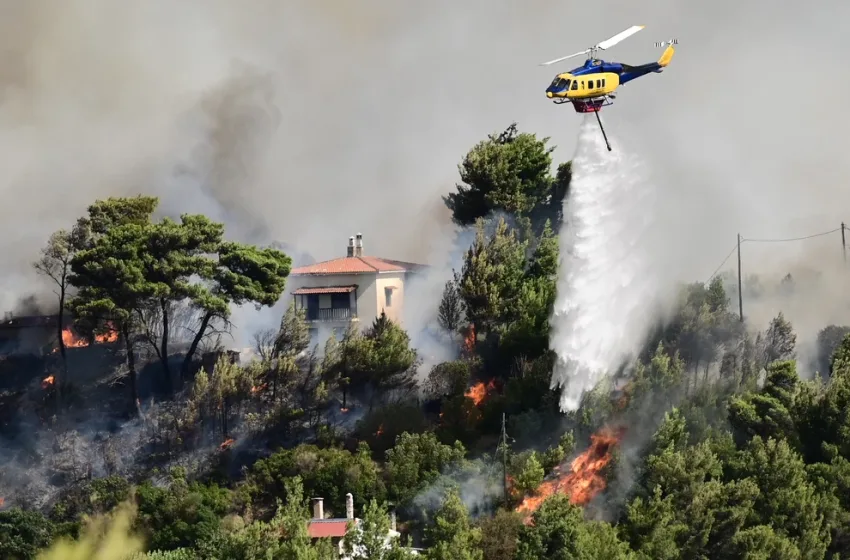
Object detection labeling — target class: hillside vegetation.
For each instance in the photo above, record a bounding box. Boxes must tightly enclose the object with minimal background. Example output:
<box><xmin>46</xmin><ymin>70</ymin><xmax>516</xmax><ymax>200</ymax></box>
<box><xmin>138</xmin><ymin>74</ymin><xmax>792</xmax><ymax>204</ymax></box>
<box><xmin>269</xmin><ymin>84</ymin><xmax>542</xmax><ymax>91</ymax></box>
<box><xmin>2</xmin><ymin>124</ymin><xmax>850</xmax><ymax>559</ymax></box>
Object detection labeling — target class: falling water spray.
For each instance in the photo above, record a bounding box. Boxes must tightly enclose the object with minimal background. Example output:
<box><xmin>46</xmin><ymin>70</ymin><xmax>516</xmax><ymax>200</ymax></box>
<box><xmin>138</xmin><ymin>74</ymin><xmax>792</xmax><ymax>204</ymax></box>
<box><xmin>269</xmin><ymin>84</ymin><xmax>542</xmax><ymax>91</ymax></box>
<box><xmin>550</xmin><ymin>115</ymin><xmax>662</xmax><ymax>412</ymax></box>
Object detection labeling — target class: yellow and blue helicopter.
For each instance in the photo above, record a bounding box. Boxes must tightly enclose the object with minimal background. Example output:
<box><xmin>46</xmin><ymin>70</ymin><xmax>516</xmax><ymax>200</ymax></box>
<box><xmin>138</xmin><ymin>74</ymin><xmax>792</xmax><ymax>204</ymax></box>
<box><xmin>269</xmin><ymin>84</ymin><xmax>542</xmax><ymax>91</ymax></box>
<box><xmin>541</xmin><ymin>25</ymin><xmax>676</xmax><ymax>150</ymax></box>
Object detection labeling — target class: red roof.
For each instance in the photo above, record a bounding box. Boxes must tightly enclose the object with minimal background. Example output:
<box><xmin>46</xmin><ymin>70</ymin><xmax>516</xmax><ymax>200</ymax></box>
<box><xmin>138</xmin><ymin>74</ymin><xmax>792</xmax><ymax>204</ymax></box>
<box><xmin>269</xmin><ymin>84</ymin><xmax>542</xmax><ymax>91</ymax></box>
<box><xmin>291</xmin><ymin>256</ymin><xmax>425</xmax><ymax>276</ymax></box>
<box><xmin>308</xmin><ymin>519</ymin><xmax>351</xmax><ymax>538</ymax></box>
<box><xmin>292</xmin><ymin>286</ymin><xmax>357</xmax><ymax>295</ymax></box>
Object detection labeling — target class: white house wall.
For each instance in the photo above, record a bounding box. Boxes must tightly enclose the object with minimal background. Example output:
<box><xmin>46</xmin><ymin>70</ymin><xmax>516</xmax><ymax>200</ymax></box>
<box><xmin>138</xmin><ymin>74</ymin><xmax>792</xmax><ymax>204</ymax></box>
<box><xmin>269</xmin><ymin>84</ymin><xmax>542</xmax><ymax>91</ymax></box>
<box><xmin>374</xmin><ymin>272</ymin><xmax>406</xmax><ymax>326</ymax></box>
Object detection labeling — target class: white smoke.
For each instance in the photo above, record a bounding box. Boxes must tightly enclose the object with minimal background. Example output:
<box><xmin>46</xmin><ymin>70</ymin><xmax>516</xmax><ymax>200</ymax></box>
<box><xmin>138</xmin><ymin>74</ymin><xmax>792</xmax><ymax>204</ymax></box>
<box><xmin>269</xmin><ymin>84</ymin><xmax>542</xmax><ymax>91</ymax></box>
<box><xmin>550</xmin><ymin>115</ymin><xmax>664</xmax><ymax>411</ymax></box>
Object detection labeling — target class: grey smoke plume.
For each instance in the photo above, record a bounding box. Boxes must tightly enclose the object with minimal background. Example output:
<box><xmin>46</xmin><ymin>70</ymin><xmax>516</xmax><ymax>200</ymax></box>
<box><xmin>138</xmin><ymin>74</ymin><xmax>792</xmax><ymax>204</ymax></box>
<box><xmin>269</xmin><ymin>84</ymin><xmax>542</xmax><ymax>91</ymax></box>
<box><xmin>0</xmin><ymin>0</ymin><xmax>847</xmax><ymax>353</ymax></box>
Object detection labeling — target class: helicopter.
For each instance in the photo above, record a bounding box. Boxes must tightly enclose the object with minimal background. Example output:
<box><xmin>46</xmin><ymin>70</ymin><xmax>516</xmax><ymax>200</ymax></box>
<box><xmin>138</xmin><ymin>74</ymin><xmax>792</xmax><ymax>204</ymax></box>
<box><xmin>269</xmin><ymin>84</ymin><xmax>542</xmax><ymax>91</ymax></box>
<box><xmin>541</xmin><ymin>25</ymin><xmax>676</xmax><ymax>150</ymax></box>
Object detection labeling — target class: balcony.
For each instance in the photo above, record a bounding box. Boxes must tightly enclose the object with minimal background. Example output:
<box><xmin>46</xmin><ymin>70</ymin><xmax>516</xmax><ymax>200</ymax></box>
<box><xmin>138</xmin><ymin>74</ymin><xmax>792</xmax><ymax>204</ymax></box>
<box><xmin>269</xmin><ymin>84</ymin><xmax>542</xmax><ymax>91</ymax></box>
<box><xmin>305</xmin><ymin>307</ymin><xmax>356</xmax><ymax>322</ymax></box>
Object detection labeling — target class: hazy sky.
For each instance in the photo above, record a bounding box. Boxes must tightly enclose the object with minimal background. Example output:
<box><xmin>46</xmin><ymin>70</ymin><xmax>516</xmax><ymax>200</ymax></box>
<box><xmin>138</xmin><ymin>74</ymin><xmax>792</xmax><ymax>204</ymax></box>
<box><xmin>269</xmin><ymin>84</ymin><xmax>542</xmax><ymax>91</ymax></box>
<box><xmin>1</xmin><ymin>0</ymin><xmax>848</xmax><ymax>342</ymax></box>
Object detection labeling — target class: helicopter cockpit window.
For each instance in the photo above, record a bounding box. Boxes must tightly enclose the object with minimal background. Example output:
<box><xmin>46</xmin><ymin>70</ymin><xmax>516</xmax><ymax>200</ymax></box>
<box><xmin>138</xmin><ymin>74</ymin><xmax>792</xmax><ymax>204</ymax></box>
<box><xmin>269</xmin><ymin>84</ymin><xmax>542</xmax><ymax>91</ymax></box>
<box><xmin>563</xmin><ymin>79</ymin><xmax>571</xmax><ymax>90</ymax></box>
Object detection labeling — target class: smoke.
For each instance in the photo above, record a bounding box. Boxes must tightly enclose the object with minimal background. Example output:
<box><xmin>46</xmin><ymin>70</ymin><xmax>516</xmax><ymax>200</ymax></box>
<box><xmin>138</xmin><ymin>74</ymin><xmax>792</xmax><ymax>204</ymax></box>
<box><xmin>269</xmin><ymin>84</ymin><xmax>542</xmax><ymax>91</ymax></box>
<box><xmin>550</xmin><ymin>116</ymin><xmax>668</xmax><ymax>411</ymax></box>
<box><xmin>0</xmin><ymin>0</ymin><xmax>846</xmax><ymax>389</ymax></box>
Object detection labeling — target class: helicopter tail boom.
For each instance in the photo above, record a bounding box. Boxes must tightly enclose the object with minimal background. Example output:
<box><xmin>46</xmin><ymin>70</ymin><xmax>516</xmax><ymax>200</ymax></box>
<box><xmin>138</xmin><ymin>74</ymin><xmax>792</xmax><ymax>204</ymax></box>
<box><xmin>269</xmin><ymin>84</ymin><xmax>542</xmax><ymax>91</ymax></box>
<box><xmin>657</xmin><ymin>44</ymin><xmax>675</xmax><ymax>67</ymax></box>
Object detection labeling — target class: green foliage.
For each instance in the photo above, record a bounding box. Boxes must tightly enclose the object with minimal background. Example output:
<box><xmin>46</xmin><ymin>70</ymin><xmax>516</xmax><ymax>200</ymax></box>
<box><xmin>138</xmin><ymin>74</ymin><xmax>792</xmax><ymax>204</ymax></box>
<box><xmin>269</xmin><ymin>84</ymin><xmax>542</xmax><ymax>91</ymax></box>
<box><xmin>247</xmin><ymin>443</ymin><xmax>385</xmax><ymax>517</ymax></box>
<box><xmin>0</xmin><ymin>508</ymin><xmax>55</xmax><ymax>560</ymax></box>
<box><xmin>424</xmin><ymin>491</ymin><xmax>483</xmax><ymax>560</ymax></box>
<box><xmin>516</xmin><ymin>494</ymin><xmax>634</xmax><ymax>559</ymax></box>
<box><xmin>443</xmin><ymin>123</ymin><xmax>561</xmax><ymax>226</ymax></box>
<box><xmin>385</xmin><ymin>432</ymin><xmax>466</xmax><ymax>504</ymax></box>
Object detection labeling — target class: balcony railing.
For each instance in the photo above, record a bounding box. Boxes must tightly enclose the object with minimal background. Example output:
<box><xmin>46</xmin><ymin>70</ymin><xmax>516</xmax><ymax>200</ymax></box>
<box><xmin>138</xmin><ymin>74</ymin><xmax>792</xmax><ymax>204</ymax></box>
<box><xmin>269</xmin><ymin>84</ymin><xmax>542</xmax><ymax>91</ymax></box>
<box><xmin>305</xmin><ymin>307</ymin><xmax>355</xmax><ymax>322</ymax></box>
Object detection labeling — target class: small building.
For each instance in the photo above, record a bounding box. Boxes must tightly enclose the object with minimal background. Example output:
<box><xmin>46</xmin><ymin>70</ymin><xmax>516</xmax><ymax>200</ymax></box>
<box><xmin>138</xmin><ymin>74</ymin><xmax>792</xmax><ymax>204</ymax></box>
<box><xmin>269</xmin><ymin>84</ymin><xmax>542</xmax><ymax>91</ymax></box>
<box><xmin>307</xmin><ymin>493</ymin><xmax>418</xmax><ymax>559</ymax></box>
<box><xmin>0</xmin><ymin>314</ymin><xmax>61</xmax><ymax>356</ymax></box>
<box><xmin>286</xmin><ymin>233</ymin><xmax>427</xmax><ymax>344</ymax></box>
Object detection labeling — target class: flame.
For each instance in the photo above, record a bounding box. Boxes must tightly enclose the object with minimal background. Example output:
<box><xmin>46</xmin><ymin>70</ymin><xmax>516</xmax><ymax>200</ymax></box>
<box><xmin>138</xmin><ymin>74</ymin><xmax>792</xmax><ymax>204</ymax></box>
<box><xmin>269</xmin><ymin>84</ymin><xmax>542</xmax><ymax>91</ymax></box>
<box><xmin>251</xmin><ymin>383</ymin><xmax>268</xmax><ymax>395</ymax></box>
<box><xmin>376</xmin><ymin>424</ymin><xmax>384</xmax><ymax>436</ymax></box>
<box><xmin>42</xmin><ymin>375</ymin><xmax>55</xmax><ymax>389</ymax></box>
<box><xmin>464</xmin><ymin>379</ymin><xmax>497</xmax><ymax>406</ymax></box>
<box><xmin>340</xmin><ymin>407</ymin><xmax>350</xmax><ymax>413</ymax></box>
<box><xmin>55</xmin><ymin>322</ymin><xmax>119</xmax><ymax>351</ymax></box>
<box><xmin>515</xmin><ymin>426</ymin><xmax>626</xmax><ymax>521</ymax></box>
<box><xmin>463</xmin><ymin>323</ymin><xmax>475</xmax><ymax>354</ymax></box>
<box><xmin>62</xmin><ymin>327</ymin><xmax>88</xmax><ymax>348</ymax></box>
<box><xmin>220</xmin><ymin>438</ymin><xmax>235</xmax><ymax>450</ymax></box>
<box><xmin>95</xmin><ymin>330</ymin><xmax>118</xmax><ymax>343</ymax></box>
<box><xmin>0</xmin><ymin>497</ymin><xmax>4</xmax><ymax>507</ymax></box>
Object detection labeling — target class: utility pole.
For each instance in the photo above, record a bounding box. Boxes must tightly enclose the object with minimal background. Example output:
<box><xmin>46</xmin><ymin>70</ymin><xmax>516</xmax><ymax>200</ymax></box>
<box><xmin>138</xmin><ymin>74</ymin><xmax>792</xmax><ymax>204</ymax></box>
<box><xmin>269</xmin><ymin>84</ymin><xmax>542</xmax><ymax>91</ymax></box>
<box><xmin>842</xmin><ymin>222</ymin><xmax>847</xmax><ymax>264</ymax></box>
<box><xmin>501</xmin><ymin>413</ymin><xmax>509</xmax><ymax>508</ymax></box>
<box><xmin>737</xmin><ymin>233</ymin><xmax>744</xmax><ymax>322</ymax></box>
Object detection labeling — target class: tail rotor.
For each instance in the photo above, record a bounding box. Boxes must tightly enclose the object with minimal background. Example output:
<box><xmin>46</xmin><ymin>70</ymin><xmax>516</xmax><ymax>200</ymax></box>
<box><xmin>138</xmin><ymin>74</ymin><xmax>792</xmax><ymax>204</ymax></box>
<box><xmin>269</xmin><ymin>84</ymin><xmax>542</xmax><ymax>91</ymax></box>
<box><xmin>654</xmin><ymin>38</ymin><xmax>678</xmax><ymax>48</ymax></box>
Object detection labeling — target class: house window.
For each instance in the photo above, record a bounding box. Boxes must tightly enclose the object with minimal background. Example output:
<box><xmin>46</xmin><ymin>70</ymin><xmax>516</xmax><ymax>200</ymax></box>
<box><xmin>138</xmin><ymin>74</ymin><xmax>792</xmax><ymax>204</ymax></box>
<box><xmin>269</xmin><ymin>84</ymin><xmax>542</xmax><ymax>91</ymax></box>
<box><xmin>385</xmin><ymin>287</ymin><xmax>393</xmax><ymax>307</ymax></box>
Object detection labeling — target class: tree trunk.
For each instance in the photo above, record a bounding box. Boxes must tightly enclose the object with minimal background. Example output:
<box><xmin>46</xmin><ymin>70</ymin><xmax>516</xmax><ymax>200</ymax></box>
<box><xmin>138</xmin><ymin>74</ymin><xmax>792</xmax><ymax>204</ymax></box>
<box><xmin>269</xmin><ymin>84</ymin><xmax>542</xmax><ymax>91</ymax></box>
<box><xmin>181</xmin><ymin>311</ymin><xmax>213</xmax><ymax>380</ymax></box>
<box><xmin>122</xmin><ymin>323</ymin><xmax>139</xmax><ymax>415</ymax></box>
<box><xmin>56</xmin><ymin>284</ymin><xmax>66</xmax><ymax>406</ymax></box>
<box><xmin>159</xmin><ymin>298</ymin><xmax>172</xmax><ymax>393</ymax></box>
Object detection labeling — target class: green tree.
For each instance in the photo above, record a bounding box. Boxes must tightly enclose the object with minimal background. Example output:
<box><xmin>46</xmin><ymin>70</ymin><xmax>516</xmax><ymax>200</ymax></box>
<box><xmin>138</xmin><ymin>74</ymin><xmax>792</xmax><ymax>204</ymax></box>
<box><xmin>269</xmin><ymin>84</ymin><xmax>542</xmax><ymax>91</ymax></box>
<box><xmin>424</xmin><ymin>491</ymin><xmax>483</xmax><ymax>560</ymax></box>
<box><xmin>477</xmin><ymin>509</ymin><xmax>523</xmax><ymax>560</ymax></box>
<box><xmin>385</xmin><ymin>432</ymin><xmax>466</xmax><ymax>504</ymax></box>
<box><xmin>341</xmin><ymin>500</ymin><xmax>415</xmax><ymax>560</ymax></box>
<box><xmin>443</xmin><ymin>123</ymin><xmax>563</xmax><ymax>227</ymax></box>
<box><xmin>458</xmin><ymin>217</ymin><xmax>527</xmax><ymax>338</ymax></box>
<box><xmin>0</xmin><ymin>508</ymin><xmax>55</xmax><ymax>560</ymax></box>
<box><xmin>437</xmin><ymin>276</ymin><xmax>465</xmax><ymax>337</ymax></box>
<box><xmin>340</xmin><ymin>312</ymin><xmax>418</xmax><ymax>407</ymax></box>
<box><xmin>516</xmin><ymin>494</ymin><xmax>633</xmax><ymax>559</ymax></box>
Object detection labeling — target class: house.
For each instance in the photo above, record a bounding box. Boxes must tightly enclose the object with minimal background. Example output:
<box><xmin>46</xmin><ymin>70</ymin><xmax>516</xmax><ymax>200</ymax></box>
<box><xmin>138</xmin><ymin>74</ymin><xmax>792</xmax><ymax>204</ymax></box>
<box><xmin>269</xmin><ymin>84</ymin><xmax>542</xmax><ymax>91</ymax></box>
<box><xmin>307</xmin><ymin>493</ymin><xmax>419</xmax><ymax>558</ymax></box>
<box><xmin>0</xmin><ymin>314</ymin><xmax>61</xmax><ymax>356</ymax></box>
<box><xmin>287</xmin><ymin>233</ymin><xmax>427</xmax><ymax>344</ymax></box>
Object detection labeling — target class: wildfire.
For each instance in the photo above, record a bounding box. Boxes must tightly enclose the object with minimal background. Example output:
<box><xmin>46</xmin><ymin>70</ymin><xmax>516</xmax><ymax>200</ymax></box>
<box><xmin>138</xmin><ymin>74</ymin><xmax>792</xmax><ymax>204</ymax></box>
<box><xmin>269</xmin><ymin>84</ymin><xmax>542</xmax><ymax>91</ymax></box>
<box><xmin>41</xmin><ymin>375</ymin><xmax>55</xmax><ymax>389</ymax></box>
<box><xmin>0</xmin><ymin>497</ymin><xmax>4</xmax><ymax>508</ymax></box>
<box><xmin>55</xmin><ymin>323</ymin><xmax>119</xmax><ymax>351</ymax></box>
<box><xmin>62</xmin><ymin>327</ymin><xmax>88</xmax><ymax>348</ymax></box>
<box><xmin>251</xmin><ymin>383</ymin><xmax>268</xmax><ymax>395</ymax></box>
<box><xmin>220</xmin><ymin>438</ymin><xmax>235</xmax><ymax>450</ymax></box>
<box><xmin>464</xmin><ymin>379</ymin><xmax>497</xmax><ymax>406</ymax></box>
<box><xmin>463</xmin><ymin>323</ymin><xmax>475</xmax><ymax>354</ymax></box>
<box><xmin>515</xmin><ymin>426</ymin><xmax>626</xmax><ymax>521</ymax></box>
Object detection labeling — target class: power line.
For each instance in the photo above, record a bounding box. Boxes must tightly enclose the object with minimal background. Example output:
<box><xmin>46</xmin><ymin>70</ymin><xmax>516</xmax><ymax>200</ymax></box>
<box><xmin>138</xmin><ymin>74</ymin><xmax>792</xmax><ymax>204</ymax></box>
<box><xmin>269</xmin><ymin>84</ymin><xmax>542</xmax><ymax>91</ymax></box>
<box><xmin>741</xmin><ymin>227</ymin><xmax>842</xmax><ymax>243</ymax></box>
<box><xmin>706</xmin><ymin>243</ymin><xmax>739</xmax><ymax>282</ymax></box>
<box><xmin>706</xmin><ymin>225</ymin><xmax>845</xmax><ymax>282</ymax></box>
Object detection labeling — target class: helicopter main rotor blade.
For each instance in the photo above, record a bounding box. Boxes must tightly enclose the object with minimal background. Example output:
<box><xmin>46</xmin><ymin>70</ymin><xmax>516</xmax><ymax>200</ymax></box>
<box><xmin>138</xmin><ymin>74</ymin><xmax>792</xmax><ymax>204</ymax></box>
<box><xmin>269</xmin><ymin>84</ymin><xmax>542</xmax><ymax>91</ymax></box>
<box><xmin>597</xmin><ymin>25</ymin><xmax>645</xmax><ymax>50</ymax></box>
<box><xmin>539</xmin><ymin>49</ymin><xmax>589</xmax><ymax>66</ymax></box>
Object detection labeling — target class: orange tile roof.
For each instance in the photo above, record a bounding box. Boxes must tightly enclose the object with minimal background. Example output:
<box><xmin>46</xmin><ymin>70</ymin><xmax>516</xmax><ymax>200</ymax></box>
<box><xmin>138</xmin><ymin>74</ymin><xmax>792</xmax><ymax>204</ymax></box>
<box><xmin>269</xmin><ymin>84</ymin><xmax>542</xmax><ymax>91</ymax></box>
<box><xmin>292</xmin><ymin>286</ymin><xmax>357</xmax><ymax>295</ymax></box>
<box><xmin>291</xmin><ymin>256</ymin><xmax>424</xmax><ymax>276</ymax></box>
<box><xmin>308</xmin><ymin>519</ymin><xmax>351</xmax><ymax>538</ymax></box>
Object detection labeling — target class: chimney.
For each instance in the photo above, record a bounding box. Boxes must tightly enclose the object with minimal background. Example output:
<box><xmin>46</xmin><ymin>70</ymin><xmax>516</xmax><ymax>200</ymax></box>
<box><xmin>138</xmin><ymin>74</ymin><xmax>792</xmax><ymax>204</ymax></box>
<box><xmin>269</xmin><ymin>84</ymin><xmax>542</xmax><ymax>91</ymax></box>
<box><xmin>345</xmin><ymin>493</ymin><xmax>354</xmax><ymax>520</ymax></box>
<box><xmin>347</xmin><ymin>236</ymin><xmax>355</xmax><ymax>257</ymax></box>
<box><xmin>312</xmin><ymin>497</ymin><xmax>324</xmax><ymax>520</ymax></box>
<box><xmin>354</xmin><ymin>233</ymin><xmax>363</xmax><ymax>257</ymax></box>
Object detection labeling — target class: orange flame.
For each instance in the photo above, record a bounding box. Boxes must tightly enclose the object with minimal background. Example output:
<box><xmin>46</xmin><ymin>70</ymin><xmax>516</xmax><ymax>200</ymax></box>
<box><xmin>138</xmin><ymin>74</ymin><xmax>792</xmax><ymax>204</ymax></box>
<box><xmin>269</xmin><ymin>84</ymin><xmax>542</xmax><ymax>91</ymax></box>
<box><xmin>251</xmin><ymin>383</ymin><xmax>268</xmax><ymax>395</ymax></box>
<box><xmin>62</xmin><ymin>327</ymin><xmax>88</xmax><ymax>348</ymax></box>
<box><xmin>464</xmin><ymin>379</ymin><xmax>497</xmax><ymax>406</ymax></box>
<box><xmin>41</xmin><ymin>375</ymin><xmax>55</xmax><ymax>389</ymax></box>
<box><xmin>340</xmin><ymin>407</ymin><xmax>350</xmax><ymax>413</ymax></box>
<box><xmin>220</xmin><ymin>438</ymin><xmax>235</xmax><ymax>450</ymax></box>
<box><xmin>515</xmin><ymin>426</ymin><xmax>625</xmax><ymax>521</ymax></box>
<box><xmin>463</xmin><ymin>323</ymin><xmax>475</xmax><ymax>354</ymax></box>
<box><xmin>0</xmin><ymin>497</ymin><xmax>4</xmax><ymax>508</ymax></box>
